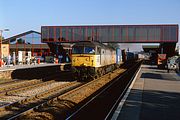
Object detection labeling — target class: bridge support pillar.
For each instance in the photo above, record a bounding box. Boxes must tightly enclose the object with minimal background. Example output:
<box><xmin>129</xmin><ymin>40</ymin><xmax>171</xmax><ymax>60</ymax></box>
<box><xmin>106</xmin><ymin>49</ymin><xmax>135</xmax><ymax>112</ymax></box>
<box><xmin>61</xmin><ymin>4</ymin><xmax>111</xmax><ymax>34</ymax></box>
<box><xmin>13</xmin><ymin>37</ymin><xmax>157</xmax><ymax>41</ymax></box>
<box><xmin>159</xmin><ymin>42</ymin><xmax>176</xmax><ymax>58</ymax></box>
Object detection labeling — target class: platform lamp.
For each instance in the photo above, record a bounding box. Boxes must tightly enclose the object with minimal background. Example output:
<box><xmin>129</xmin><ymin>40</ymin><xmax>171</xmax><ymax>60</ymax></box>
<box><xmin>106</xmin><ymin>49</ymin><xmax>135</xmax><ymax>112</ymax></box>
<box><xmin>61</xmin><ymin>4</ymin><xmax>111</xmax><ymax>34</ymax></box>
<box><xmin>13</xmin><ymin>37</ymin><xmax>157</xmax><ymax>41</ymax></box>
<box><xmin>0</xmin><ymin>29</ymin><xmax>9</xmax><ymax>66</ymax></box>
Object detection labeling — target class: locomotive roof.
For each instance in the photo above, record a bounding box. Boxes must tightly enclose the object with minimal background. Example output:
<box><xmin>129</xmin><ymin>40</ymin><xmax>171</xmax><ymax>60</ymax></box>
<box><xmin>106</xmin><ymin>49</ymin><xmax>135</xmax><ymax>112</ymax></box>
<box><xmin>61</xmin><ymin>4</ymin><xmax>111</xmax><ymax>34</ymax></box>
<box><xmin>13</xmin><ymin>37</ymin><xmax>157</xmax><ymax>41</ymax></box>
<box><xmin>73</xmin><ymin>41</ymin><xmax>115</xmax><ymax>50</ymax></box>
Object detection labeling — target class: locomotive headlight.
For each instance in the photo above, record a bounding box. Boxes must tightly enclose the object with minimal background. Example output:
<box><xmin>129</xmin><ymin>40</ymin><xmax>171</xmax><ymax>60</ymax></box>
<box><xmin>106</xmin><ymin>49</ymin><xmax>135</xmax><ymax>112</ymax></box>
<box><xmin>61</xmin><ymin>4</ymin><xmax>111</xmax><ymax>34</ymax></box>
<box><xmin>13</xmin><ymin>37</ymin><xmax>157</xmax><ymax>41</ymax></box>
<box><xmin>81</xmin><ymin>63</ymin><xmax>87</xmax><ymax>66</ymax></box>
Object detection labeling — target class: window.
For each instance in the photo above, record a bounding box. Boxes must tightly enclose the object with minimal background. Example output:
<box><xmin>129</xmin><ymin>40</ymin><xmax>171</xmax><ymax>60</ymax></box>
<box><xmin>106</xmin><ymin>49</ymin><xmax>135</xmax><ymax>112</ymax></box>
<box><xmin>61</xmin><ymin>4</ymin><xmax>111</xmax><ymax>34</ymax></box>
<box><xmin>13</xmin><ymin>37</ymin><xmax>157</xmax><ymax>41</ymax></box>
<box><xmin>114</xmin><ymin>27</ymin><xmax>121</xmax><ymax>42</ymax></box>
<box><xmin>42</xmin><ymin>27</ymin><xmax>48</xmax><ymax>42</ymax></box>
<box><xmin>128</xmin><ymin>27</ymin><xmax>135</xmax><ymax>41</ymax></box>
<box><xmin>49</xmin><ymin>27</ymin><xmax>54</xmax><ymax>41</ymax></box>
<box><xmin>163</xmin><ymin>26</ymin><xmax>176</xmax><ymax>41</ymax></box>
<box><xmin>121</xmin><ymin>27</ymin><xmax>126</xmax><ymax>42</ymax></box>
<box><xmin>93</xmin><ymin>27</ymin><xmax>98</xmax><ymax>41</ymax></box>
<box><xmin>99</xmin><ymin>27</ymin><xmax>109</xmax><ymax>42</ymax></box>
<box><xmin>170</xmin><ymin>26</ymin><xmax>177</xmax><ymax>41</ymax></box>
<box><xmin>73</xmin><ymin>28</ymin><xmax>81</xmax><ymax>41</ymax></box>
<box><xmin>87</xmin><ymin>27</ymin><xmax>92</xmax><ymax>40</ymax></box>
<box><xmin>72</xmin><ymin>46</ymin><xmax>95</xmax><ymax>54</ymax></box>
<box><xmin>80</xmin><ymin>28</ymin><xmax>86</xmax><ymax>41</ymax></box>
<box><xmin>26</xmin><ymin>33</ymin><xmax>42</xmax><ymax>44</ymax></box>
<box><xmin>56</xmin><ymin>27</ymin><xmax>60</xmax><ymax>41</ymax></box>
<box><xmin>68</xmin><ymin>28</ymin><xmax>73</xmax><ymax>41</ymax></box>
<box><xmin>148</xmin><ymin>27</ymin><xmax>160</xmax><ymax>41</ymax></box>
<box><xmin>61</xmin><ymin>28</ymin><xmax>66</xmax><ymax>41</ymax></box>
<box><xmin>135</xmin><ymin>27</ymin><xmax>148</xmax><ymax>41</ymax></box>
<box><xmin>72</xmin><ymin>46</ymin><xmax>84</xmax><ymax>54</ymax></box>
<box><xmin>85</xmin><ymin>47</ymin><xmax>95</xmax><ymax>54</ymax></box>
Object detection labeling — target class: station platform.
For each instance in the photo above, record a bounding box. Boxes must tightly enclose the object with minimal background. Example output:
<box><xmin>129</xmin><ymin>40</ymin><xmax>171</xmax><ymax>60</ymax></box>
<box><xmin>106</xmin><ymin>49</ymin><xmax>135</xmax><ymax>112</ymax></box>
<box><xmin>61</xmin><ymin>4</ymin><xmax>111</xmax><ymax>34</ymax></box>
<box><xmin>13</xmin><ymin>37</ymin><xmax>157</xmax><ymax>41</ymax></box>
<box><xmin>0</xmin><ymin>63</ymin><xmax>71</xmax><ymax>80</ymax></box>
<box><xmin>0</xmin><ymin>63</ymin><xmax>71</xmax><ymax>72</ymax></box>
<box><xmin>112</xmin><ymin>65</ymin><xmax>180</xmax><ymax>120</ymax></box>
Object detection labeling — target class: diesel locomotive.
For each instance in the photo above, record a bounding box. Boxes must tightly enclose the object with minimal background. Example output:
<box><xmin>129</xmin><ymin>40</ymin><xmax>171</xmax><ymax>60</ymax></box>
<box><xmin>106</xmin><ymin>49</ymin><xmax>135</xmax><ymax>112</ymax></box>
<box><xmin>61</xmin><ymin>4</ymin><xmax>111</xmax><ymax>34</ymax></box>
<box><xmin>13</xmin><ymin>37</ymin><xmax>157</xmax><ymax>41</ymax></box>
<box><xmin>71</xmin><ymin>41</ymin><xmax>117</xmax><ymax>80</ymax></box>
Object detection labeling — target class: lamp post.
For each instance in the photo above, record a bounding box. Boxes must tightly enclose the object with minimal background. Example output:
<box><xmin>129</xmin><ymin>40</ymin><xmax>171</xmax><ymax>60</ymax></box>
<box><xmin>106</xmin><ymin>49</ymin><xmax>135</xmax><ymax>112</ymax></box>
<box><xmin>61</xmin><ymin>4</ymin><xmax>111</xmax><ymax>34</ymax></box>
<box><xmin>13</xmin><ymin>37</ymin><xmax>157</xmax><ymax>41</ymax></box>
<box><xmin>0</xmin><ymin>29</ymin><xmax>9</xmax><ymax>67</ymax></box>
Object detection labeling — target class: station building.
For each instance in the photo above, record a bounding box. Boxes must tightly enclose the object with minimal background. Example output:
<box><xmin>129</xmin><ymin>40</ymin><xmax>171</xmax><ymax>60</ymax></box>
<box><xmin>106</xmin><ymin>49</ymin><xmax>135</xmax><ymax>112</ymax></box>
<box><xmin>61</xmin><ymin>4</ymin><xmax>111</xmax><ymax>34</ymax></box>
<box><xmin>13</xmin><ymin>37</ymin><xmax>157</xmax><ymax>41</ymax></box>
<box><xmin>2</xmin><ymin>30</ymin><xmax>71</xmax><ymax>63</ymax></box>
<box><xmin>3</xmin><ymin>30</ymin><xmax>48</xmax><ymax>57</ymax></box>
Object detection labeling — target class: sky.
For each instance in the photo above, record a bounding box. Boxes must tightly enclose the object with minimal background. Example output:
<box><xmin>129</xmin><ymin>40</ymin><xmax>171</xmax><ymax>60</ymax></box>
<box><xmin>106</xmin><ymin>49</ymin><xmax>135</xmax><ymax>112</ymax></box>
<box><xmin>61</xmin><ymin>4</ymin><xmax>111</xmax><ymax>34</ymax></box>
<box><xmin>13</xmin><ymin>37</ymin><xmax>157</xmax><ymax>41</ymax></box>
<box><xmin>0</xmin><ymin>0</ymin><xmax>180</xmax><ymax>50</ymax></box>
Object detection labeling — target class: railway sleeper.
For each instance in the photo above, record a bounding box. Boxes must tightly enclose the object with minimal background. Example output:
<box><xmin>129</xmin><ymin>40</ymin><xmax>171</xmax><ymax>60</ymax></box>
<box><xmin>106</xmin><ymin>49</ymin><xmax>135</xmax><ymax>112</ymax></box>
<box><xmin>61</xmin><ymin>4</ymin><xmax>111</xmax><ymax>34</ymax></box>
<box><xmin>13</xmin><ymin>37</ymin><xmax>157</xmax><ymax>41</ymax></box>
<box><xmin>0</xmin><ymin>106</ymin><xmax>6</xmax><ymax>111</ymax></box>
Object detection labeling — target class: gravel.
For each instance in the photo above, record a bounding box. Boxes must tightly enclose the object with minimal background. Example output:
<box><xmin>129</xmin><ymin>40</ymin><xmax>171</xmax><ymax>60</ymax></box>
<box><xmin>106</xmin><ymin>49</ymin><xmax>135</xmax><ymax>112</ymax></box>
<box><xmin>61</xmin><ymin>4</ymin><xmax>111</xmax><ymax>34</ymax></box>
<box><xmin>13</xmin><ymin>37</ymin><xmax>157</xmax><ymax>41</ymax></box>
<box><xmin>0</xmin><ymin>81</ymin><xmax>69</xmax><ymax>107</ymax></box>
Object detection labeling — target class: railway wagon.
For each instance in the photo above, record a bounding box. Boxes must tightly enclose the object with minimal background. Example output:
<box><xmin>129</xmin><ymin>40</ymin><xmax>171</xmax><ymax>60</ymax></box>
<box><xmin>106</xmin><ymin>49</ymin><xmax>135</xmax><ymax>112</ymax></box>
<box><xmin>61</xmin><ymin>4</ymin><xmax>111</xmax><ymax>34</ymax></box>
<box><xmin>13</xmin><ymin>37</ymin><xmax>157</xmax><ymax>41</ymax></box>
<box><xmin>126</xmin><ymin>52</ymin><xmax>135</xmax><ymax>61</ymax></box>
<box><xmin>71</xmin><ymin>41</ymin><xmax>116</xmax><ymax>80</ymax></box>
<box><xmin>121</xmin><ymin>49</ymin><xmax>126</xmax><ymax>62</ymax></box>
<box><xmin>116</xmin><ymin>48</ymin><xmax>122</xmax><ymax>64</ymax></box>
<box><xmin>124</xmin><ymin>52</ymin><xmax>138</xmax><ymax>62</ymax></box>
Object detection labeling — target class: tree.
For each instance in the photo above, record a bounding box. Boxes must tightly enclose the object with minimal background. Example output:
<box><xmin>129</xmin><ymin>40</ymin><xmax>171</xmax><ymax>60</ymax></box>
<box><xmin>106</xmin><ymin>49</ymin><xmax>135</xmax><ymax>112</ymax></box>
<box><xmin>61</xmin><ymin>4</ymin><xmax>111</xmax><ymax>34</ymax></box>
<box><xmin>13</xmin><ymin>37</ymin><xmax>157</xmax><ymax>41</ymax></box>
<box><xmin>17</xmin><ymin>38</ymin><xmax>25</xmax><ymax>44</ymax></box>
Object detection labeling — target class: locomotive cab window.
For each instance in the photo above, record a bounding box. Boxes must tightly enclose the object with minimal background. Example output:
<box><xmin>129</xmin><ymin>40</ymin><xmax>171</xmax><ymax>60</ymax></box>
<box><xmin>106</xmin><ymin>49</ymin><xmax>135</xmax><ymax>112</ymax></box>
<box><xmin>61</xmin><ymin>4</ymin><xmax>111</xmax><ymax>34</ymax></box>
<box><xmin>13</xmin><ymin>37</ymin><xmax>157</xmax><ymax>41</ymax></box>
<box><xmin>72</xmin><ymin>46</ymin><xmax>84</xmax><ymax>54</ymax></box>
<box><xmin>85</xmin><ymin>47</ymin><xmax>95</xmax><ymax>54</ymax></box>
<box><xmin>72</xmin><ymin>46</ymin><xmax>95</xmax><ymax>54</ymax></box>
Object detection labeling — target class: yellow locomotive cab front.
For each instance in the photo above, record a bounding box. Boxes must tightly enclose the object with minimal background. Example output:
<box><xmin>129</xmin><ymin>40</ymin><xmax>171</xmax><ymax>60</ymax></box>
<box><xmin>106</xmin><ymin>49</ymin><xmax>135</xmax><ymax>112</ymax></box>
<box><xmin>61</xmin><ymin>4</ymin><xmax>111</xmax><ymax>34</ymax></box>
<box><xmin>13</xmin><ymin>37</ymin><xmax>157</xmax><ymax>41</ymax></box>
<box><xmin>72</xmin><ymin>54</ymin><xmax>96</xmax><ymax>67</ymax></box>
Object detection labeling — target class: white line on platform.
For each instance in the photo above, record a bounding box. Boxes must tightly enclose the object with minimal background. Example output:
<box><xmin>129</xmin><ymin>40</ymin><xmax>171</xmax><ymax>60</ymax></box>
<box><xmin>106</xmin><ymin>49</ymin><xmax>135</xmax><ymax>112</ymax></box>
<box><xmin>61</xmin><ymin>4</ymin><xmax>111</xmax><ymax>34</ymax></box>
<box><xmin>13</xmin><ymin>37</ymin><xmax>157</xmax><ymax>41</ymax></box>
<box><xmin>111</xmin><ymin>66</ymin><xmax>142</xmax><ymax>120</ymax></box>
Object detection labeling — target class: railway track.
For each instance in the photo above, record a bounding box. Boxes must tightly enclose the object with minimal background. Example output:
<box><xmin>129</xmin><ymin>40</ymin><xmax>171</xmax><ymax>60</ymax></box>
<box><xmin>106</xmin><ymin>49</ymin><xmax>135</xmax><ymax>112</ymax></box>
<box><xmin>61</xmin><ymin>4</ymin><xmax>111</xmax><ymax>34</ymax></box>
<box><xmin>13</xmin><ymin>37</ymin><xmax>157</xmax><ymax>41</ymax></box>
<box><xmin>0</xmin><ymin>81</ymin><xmax>83</xmax><ymax>119</ymax></box>
<box><xmin>0</xmin><ymin>79</ymin><xmax>42</xmax><ymax>94</ymax></box>
<box><xmin>0</xmin><ymin>72</ymin><xmax>66</xmax><ymax>94</ymax></box>
<box><xmin>67</xmin><ymin>60</ymin><xmax>142</xmax><ymax>120</ymax></box>
<box><xmin>0</xmin><ymin>72</ymin><xmax>69</xmax><ymax>102</ymax></box>
<box><xmin>0</xmin><ymin>61</ymin><xmax>141</xmax><ymax>119</ymax></box>
<box><xmin>5</xmin><ymin>80</ymin><xmax>56</xmax><ymax>96</ymax></box>
<box><xmin>0</xmin><ymin>80</ymin><xmax>59</xmax><ymax>106</ymax></box>
<box><xmin>0</xmin><ymin>79</ymin><xmax>22</xmax><ymax>86</ymax></box>
<box><xmin>11</xmin><ymin>62</ymin><xmax>136</xmax><ymax>120</ymax></box>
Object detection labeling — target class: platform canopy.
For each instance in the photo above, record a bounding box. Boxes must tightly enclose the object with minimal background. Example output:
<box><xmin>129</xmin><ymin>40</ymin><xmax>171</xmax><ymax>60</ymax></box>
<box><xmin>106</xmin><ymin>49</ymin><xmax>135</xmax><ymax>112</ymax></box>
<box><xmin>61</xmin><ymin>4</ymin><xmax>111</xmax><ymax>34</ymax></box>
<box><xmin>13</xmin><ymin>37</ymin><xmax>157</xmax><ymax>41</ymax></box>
<box><xmin>41</xmin><ymin>24</ymin><xmax>178</xmax><ymax>43</ymax></box>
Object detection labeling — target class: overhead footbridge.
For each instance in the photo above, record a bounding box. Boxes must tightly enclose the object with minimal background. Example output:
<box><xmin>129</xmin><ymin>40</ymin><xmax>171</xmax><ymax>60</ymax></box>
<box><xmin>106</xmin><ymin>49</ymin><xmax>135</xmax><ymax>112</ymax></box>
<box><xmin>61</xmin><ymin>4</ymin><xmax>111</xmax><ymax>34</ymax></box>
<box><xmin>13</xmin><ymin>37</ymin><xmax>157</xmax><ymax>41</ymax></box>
<box><xmin>41</xmin><ymin>24</ymin><xmax>178</xmax><ymax>57</ymax></box>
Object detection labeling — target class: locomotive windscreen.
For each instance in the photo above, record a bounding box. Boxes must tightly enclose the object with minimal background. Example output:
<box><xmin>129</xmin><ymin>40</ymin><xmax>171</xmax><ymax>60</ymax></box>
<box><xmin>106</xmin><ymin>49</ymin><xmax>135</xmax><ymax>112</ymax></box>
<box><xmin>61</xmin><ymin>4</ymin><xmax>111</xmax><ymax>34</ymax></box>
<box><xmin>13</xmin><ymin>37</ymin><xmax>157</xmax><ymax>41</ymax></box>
<box><xmin>72</xmin><ymin>46</ymin><xmax>84</xmax><ymax>54</ymax></box>
<box><xmin>72</xmin><ymin>46</ymin><xmax>95</xmax><ymax>54</ymax></box>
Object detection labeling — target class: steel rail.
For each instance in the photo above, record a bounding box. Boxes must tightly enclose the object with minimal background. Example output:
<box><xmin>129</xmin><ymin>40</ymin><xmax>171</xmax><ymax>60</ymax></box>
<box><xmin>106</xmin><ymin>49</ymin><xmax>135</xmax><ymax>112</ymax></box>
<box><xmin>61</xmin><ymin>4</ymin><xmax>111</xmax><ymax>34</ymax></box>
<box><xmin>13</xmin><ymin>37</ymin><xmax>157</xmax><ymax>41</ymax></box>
<box><xmin>66</xmin><ymin>61</ymin><xmax>141</xmax><ymax>120</ymax></box>
<box><xmin>0</xmin><ymin>79</ymin><xmax>22</xmax><ymax>86</ymax></box>
<box><xmin>0</xmin><ymin>79</ymin><xmax>42</xmax><ymax>94</ymax></box>
<box><xmin>105</xmin><ymin>61</ymin><xmax>142</xmax><ymax>119</ymax></box>
<box><xmin>2</xmin><ymin>81</ymin><xmax>83</xmax><ymax>120</ymax></box>
<box><xmin>5</xmin><ymin>62</ymin><xmax>135</xmax><ymax>119</ymax></box>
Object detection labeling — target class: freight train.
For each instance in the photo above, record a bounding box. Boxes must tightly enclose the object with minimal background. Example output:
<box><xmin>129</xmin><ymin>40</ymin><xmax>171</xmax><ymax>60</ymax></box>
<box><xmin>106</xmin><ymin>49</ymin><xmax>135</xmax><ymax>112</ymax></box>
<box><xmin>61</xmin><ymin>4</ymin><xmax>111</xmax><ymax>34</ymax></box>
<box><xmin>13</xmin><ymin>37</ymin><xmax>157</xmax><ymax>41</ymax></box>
<box><xmin>71</xmin><ymin>41</ymin><xmax>137</xmax><ymax>81</ymax></box>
